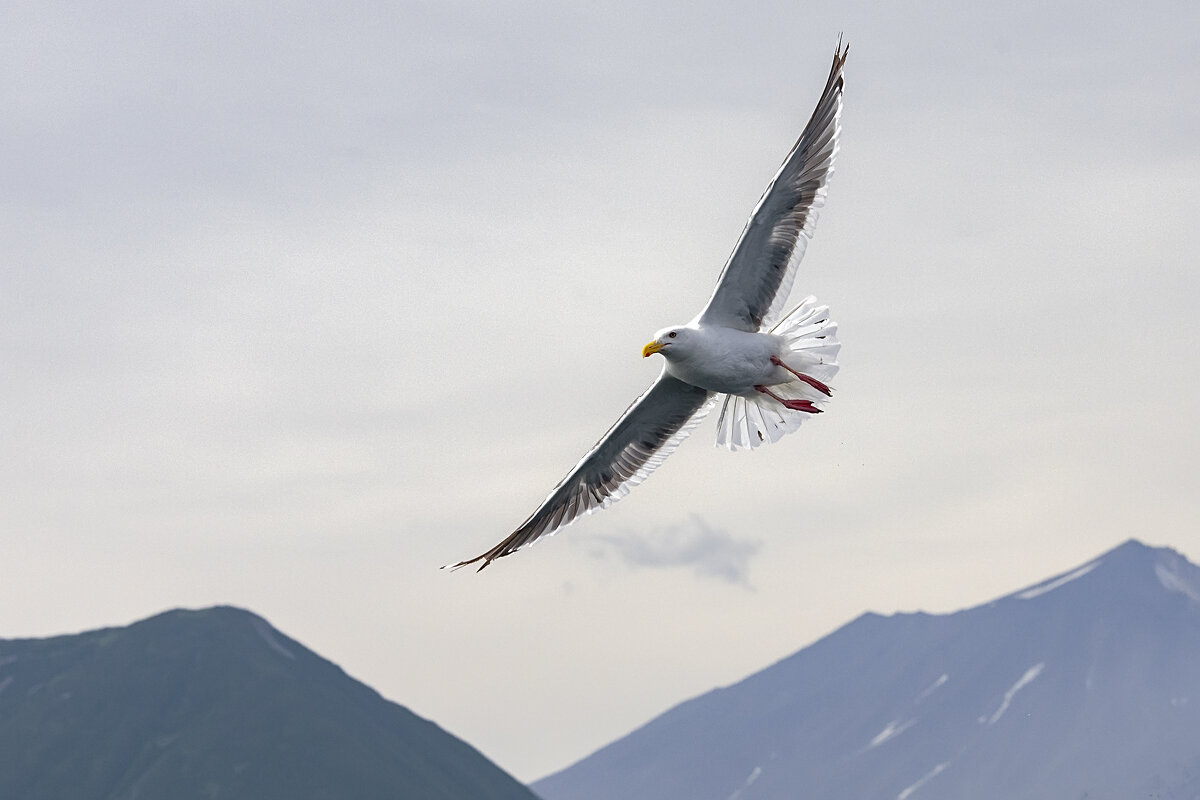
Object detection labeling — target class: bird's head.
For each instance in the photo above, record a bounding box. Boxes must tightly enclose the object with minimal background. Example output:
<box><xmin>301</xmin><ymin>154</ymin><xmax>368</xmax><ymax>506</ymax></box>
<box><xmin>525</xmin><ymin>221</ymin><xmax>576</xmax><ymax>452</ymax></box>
<box><xmin>642</xmin><ymin>326</ymin><xmax>694</xmax><ymax>360</ymax></box>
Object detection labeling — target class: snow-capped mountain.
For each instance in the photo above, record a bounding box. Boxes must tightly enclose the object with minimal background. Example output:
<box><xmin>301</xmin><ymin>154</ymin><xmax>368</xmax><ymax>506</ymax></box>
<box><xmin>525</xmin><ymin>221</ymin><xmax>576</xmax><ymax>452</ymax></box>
<box><xmin>532</xmin><ymin>540</ymin><xmax>1200</xmax><ymax>800</ymax></box>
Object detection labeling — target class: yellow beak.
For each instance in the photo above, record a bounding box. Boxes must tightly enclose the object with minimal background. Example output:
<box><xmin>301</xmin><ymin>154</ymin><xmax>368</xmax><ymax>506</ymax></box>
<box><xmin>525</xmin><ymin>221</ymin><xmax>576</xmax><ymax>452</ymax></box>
<box><xmin>642</xmin><ymin>340</ymin><xmax>665</xmax><ymax>358</ymax></box>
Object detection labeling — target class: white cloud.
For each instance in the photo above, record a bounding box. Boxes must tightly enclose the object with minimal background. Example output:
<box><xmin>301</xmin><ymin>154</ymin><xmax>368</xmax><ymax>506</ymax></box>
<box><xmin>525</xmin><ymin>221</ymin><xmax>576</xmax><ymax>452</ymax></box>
<box><xmin>585</xmin><ymin>516</ymin><xmax>762</xmax><ymax>587</ymax></box>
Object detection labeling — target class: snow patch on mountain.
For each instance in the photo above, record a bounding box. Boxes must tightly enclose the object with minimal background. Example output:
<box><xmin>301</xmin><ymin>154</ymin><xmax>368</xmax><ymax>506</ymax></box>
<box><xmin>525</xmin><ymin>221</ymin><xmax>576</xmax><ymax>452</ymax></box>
<box><xmin>1017</xmin><ymin>561</ymin><xmax>1099</xmax><ymax>599</ymax></box>
<box><xmin>1156</xmin><ymin>563</ymin><xmax>1200</xmax><ymax>603</ymax></box>
<box><xmin>915</xmin><ymin>673</ymin><xmax>948</xmax><ymax>703</ymax></box>
<box><xmin>896</xmin><ymin>761</ymin><xmax>950</xmax><ymax>800</ymax></box>
<box><xmin>869</xmin><ymin>718</ymin><xmax>917</xmax><ymax>749</ymax></box>
<box><xmin>725</xmin><ymin>765</ymin><xmax>762</xmax><ymax>800</ymax></box>
<box><xmin>250</xmin><ymin>617</ymin><xmax>295</xmax><ymax>659</ymax></box>
<box><xmin>984</xmin><ymin>662</ymin><xmax>1044</xmax><ymax>725</ymax></box>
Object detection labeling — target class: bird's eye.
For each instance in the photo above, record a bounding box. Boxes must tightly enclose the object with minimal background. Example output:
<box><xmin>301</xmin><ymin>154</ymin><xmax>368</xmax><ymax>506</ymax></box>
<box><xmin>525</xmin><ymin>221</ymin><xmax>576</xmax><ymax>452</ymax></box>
<box><xmin>668</xmin><ymin>331</ymin><xmax>677</xmax><ymax>338</ymax></box>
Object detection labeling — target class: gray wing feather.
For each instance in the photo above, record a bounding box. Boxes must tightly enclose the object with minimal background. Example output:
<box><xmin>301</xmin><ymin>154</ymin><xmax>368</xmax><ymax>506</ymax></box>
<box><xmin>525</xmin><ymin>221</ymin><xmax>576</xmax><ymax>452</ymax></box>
<box><xmin>451</xmin><ymin>374</ymin><xmax>714</xmax><ymax>570</ymax></box>
<box><xmin>697</xmin><ymin>42</ymin><xmax>847</xmax><ymax>332</ymax></box>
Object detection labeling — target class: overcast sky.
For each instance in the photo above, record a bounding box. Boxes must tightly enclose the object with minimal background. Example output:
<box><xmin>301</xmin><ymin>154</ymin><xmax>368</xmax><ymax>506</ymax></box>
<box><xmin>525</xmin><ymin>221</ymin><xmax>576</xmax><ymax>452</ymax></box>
<box><xmin>3</xmin><ymin>0</ymin><xmax>1198</xmax><ymax>783</ymax></box>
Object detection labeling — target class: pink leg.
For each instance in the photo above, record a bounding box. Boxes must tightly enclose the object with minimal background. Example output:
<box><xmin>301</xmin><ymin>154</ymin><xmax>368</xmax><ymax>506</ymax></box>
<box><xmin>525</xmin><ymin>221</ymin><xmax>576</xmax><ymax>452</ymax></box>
<box><xmin>755</xmin><ymin>385</ymin><xmax>822</xmax><ymax>414</ymax></box>
<box><xmin>771</xmin><ymin>355</ymin><xmax>833</xmax><ymax>396</ymax></box>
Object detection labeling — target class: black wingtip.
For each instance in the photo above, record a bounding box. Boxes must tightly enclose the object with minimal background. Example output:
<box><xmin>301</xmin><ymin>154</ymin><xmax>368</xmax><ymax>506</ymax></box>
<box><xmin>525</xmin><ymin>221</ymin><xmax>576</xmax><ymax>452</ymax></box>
<box><xmin>442</xmin><ymin>557</ymin><xmax>486</xmax><ymax>572</ymax></box>
<box><xmin>832</xmin><ymin>35</ymin><xmax>849</xmax><ymax>68</ymax></box>
<box><xmin>442</xmin><ymin>547</ymin><xmax>500</xmax><ymax>572</ymax></box>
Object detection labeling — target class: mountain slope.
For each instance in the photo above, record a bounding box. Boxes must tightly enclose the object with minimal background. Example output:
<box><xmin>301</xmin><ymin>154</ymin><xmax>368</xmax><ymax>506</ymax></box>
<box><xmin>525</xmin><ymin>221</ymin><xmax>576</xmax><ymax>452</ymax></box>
<box><xmin>0</xmin><ymin>606</ymin><xmax>538</xmax><ymax>800</ymax></box>
<box><xmin>533</xmin><ymin>539</ymin><xmax>1200</xmax><ymax>800</ymax></box>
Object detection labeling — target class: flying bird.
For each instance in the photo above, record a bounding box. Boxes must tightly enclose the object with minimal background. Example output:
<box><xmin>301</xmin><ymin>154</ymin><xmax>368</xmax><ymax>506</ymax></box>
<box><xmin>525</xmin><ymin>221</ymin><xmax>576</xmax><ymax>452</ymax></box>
<box><xmin>453</xmin><ymin>42</ymin><xmax>847</xmax><ymax>570</ymax></box>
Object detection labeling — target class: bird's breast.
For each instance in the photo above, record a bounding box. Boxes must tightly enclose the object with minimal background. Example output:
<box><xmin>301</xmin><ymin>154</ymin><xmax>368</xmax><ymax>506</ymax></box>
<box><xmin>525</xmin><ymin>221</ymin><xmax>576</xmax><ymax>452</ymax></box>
<box><xmin>665</xmin><ymin>328</ymin><xmax>782</xmax><ymax>395</ymax></box>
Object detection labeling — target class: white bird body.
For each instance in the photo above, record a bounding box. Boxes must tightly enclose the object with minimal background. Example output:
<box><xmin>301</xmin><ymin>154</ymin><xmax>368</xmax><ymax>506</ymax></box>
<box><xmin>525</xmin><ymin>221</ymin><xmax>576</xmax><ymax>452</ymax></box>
<box><xmin>651</xmin><ymin>325</ymin><xmax>785</xmax><ymax>396</ymax></box>
<box><xmin>452</xmin><ymin>42</ymin><xmax>848</xmax><ymax>570</ymax></box>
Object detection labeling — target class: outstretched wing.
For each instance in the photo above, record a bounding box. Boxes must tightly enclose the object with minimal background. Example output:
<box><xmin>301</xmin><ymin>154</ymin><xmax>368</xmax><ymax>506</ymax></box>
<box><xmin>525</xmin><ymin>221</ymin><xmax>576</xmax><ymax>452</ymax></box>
<box><xmin>452</xmin><ymin>373</ymin><xmax>714</xmax><ymax>570</ymax></box>
<box><xmin>697</xmin><ymin>41</ymin><xmax>847</xmax><ymax>332</ymax></box>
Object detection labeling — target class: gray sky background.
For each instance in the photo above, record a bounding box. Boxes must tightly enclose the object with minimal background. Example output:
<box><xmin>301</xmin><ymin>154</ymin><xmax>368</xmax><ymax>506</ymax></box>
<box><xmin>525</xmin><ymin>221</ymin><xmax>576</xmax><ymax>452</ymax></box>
<box><xmin>3</xmin><ymin>0</ymin><xmax>1198</xmax><ymax>782</ymax></box>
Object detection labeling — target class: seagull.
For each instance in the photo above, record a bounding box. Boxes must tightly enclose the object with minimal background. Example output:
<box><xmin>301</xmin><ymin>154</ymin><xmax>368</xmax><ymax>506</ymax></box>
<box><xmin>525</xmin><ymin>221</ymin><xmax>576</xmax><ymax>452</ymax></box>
<box><xmin>453</xmin><ymin>42</ymin><xmax>847</xmax><ymax>570</ymax></box>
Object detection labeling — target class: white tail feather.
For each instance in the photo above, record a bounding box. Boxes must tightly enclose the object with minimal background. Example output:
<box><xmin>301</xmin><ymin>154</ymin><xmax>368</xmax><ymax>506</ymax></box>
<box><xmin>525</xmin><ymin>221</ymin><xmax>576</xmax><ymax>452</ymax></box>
<box><xmin>715</xmin><ymin>296</ymin><xmax>840</xmax><ymax>451</ymax></box>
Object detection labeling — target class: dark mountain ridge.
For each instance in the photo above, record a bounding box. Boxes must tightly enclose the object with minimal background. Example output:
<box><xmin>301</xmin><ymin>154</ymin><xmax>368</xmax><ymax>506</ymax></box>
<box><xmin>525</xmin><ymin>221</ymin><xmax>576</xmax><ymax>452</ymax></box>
<box><xmin>0</xmin><ymin>605</ymin><xmax>538</xmax><ymax>800</ymax></box>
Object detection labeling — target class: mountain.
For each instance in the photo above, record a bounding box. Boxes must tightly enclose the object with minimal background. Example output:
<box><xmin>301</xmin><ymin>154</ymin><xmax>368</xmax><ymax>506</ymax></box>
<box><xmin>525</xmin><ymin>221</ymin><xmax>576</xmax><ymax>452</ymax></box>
<box><xmin>0</xmin><ymin>606</ymin><xmax>538</xmax><ymax>800</ymax></box>
<box><xmin>533</xmin><ymin>539</ymin><xmax>1200</xmax><ymax>800</ymax></box>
